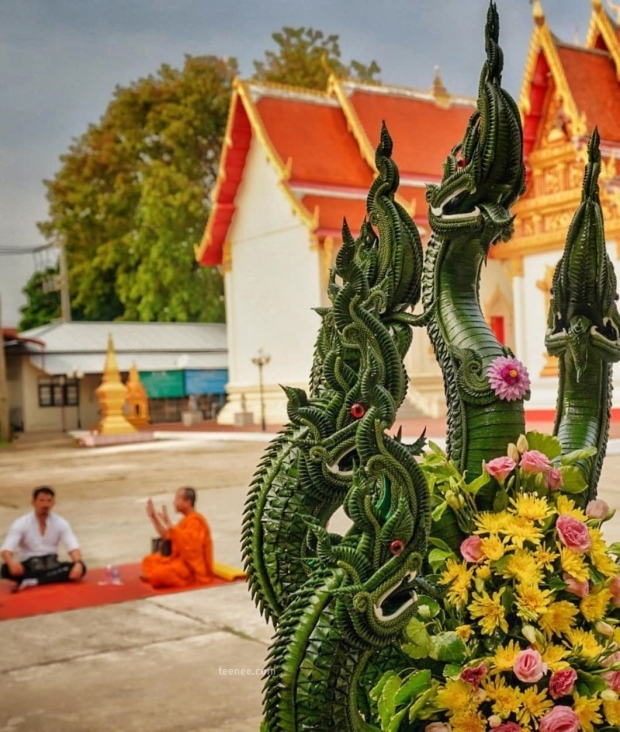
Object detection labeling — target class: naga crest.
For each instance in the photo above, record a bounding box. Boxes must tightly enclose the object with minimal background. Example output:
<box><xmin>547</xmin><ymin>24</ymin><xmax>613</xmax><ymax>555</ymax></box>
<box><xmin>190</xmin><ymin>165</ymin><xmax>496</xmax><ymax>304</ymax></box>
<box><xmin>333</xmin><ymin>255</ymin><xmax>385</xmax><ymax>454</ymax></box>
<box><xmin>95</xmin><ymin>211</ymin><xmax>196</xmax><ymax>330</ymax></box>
<box><xmin>547</xmin><ymin>128</ymin><xmax>620</xmax><ymax>379</ymax></box>
<box><xmin>426</xmin><ymin>1</ymin><xmax>525</xmax><ymax>249</ymax></box>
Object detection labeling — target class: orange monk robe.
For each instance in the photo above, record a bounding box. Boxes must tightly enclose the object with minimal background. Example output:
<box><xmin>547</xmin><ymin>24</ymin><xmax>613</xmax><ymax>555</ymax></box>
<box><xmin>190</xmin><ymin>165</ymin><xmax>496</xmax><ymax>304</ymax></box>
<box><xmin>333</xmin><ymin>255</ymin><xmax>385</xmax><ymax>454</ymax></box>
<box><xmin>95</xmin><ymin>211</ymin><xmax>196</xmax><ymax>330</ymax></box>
<box><xmin>142</xmin><ymin>512</ymin><xmax>214</xmax><ymax>589</ymax></box>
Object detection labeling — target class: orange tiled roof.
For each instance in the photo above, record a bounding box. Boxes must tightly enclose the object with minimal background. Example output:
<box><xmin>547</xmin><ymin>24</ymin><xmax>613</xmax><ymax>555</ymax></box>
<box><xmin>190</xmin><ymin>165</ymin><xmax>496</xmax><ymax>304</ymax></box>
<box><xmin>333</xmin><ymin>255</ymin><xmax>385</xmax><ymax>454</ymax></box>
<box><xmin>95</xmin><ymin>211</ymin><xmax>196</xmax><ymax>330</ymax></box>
<box><xmin>255</xmin><ymin>95</ymin><xmax>373</xmax><ymax>189</ymax></box>
<box><xmin>345</xmin><ymin>84</ymin><xmax>476</xmax><ymax>179</ymax></box>
<box><xmin>557</xmin><ymin>43</ymin><xmax>620</xmax><ymax>143</ymax></box>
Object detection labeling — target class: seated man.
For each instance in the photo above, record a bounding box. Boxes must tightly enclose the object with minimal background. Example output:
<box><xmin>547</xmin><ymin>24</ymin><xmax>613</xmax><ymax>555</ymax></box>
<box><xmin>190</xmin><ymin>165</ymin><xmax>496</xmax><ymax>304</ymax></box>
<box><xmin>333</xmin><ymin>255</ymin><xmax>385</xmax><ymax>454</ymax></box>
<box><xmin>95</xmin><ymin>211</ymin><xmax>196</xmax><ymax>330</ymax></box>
<box><xmin>142</xmin><ymin>486</ymin><xmax>213</xmax><ymax>589</ymax></box>
<box><xmin>1</xmin><ymin>486</ymin><xmax>86</xmax><ymax>591</ymax></box>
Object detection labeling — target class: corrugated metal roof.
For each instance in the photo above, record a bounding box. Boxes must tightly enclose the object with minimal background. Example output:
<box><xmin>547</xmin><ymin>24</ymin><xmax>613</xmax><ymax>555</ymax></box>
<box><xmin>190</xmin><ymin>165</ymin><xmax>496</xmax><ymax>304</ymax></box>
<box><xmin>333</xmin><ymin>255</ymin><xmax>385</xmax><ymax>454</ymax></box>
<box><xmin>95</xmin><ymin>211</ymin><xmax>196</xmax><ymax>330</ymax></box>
<box><xmin>21</xmin><ymin>322</ymin><xmax>226</xmax><ymax>354</ymax></box>
<box><xmin>30</xmin><ymin>352</ymin><xmax>228</xmax><ymax>376</ymax></box>
<box><xmin>19</xmin><ymin>322</ymin><xmax>228</xmax><ymax>376</ymax></box>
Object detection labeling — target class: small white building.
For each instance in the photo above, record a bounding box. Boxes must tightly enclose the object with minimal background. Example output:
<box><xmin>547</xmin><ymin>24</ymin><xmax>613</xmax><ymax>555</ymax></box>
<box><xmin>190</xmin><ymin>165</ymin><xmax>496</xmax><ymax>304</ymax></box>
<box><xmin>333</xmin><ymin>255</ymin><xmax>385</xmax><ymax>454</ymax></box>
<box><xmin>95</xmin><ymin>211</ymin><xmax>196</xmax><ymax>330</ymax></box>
<box><xmin>4</xmin><ymin>322</ymin><xmax>227</xmax><ymax>432</ymax></box>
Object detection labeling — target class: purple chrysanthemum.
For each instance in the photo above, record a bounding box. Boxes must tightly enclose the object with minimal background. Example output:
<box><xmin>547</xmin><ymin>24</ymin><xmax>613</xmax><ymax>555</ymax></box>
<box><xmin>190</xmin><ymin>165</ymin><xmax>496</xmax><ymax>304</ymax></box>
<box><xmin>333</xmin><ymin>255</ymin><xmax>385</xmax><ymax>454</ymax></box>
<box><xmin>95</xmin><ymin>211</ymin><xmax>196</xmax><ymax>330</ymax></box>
<box><xmin>487</xmin><ymin>356</ymin><xmax>530</xmax><ymax>401</ymax></box>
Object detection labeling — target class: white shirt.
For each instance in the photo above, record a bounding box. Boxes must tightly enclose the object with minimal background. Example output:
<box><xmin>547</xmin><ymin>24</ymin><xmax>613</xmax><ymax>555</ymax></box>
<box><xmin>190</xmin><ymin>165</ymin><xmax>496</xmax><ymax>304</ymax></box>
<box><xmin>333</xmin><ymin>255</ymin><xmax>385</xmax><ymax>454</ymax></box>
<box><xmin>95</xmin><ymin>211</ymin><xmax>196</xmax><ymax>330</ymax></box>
<box><xmin>1</xmin><ymin>512</ymin><xmax>80</xmax><ymax>561</ymax></box>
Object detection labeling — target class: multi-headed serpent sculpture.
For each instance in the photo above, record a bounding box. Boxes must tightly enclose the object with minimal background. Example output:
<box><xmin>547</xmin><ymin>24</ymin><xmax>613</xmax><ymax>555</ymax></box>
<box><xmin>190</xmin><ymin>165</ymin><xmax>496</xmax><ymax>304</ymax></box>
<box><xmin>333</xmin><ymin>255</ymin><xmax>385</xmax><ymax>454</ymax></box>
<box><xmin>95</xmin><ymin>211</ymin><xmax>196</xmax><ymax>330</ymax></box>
<box><xmin>244</xmin><ymin>3</ymin><xmax>620</xmax><ymax>728</ymax></box>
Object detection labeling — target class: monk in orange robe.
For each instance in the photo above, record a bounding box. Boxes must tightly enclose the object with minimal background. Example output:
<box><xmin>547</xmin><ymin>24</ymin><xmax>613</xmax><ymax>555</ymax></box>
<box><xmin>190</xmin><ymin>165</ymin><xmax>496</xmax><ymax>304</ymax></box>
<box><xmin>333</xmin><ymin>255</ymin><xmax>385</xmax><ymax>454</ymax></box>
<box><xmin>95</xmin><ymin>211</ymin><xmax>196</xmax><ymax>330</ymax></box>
<box><xmin>142</xmin><ymin>486</ymin><xmax>213</xmax><ymax>589</ymax></box>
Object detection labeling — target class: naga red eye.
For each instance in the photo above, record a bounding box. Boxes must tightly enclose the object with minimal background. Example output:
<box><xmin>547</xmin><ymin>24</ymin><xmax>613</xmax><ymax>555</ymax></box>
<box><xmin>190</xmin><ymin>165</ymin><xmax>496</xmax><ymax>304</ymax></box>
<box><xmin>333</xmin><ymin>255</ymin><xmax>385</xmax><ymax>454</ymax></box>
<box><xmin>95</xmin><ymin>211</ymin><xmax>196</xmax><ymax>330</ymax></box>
<box><xmin>390</xmin><ymin>540</ymin><xmax>404</xmax><ymax>556</ymax></box>
<box><xmin>350</xmin><ymin>403</ymin><xmax>366</xmax><ymax>419</ymax></box>
<box><xmin>456</xmin><ymin>156</ymin><xmax>467</xmax><ymax>169</ymax></box>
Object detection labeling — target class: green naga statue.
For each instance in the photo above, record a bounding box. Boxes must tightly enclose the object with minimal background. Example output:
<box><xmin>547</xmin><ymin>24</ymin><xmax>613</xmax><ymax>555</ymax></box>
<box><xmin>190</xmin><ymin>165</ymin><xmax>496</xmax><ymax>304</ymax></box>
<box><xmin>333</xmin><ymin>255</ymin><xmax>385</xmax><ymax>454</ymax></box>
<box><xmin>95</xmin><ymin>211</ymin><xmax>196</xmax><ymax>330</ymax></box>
<box><xmin>244</xmin><ymin>1</ymin><xmax>620</xmax><ymax>728</ymax></box>
<box><xmin>547</xmin><ymin>127</ymin><xmax>620</xmax><ymax>502</ymax></box>
<box><xmin>423</xmin><ymin>1</ymin><xmax>527</xmax><ymax>486</ymax></box>
<box><xmin>242</xmin><ymin>124</ymin><xmax>425</xmax><ymax>626</ymax></box>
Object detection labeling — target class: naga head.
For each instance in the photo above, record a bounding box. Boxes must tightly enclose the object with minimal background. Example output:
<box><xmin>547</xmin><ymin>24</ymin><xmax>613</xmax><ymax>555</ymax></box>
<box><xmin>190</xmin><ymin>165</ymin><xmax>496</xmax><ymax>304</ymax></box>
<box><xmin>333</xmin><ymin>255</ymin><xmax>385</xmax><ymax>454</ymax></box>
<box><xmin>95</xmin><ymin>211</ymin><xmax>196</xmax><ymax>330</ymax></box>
<box><xmin>426</xmin><ymin>1</ymin><xmax>525</xmax><ymax>248</ymax></box>
<box><xmin>309</xmin><ymin>419</ymin><xmax>430</xmax><ymax>648</ymax></box>
<box><xmin>546</xmin><ymin>129</ymin><xmax>620</xmax><ymax>380</ymax></box>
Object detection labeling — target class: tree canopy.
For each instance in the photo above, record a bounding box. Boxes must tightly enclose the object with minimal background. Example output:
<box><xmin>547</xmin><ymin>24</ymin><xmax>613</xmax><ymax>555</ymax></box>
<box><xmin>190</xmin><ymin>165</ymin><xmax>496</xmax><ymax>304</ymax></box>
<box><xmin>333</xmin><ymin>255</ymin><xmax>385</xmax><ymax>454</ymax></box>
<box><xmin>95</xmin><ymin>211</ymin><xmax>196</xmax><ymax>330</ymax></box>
<box><xmin>19</xmin><ymin>266</ymin><xmax>61</xmax><ymax>331</ymax></box>
<box><xmin>34</xmin><ymin>29</ymin><xmax>380</xmax><ymax>325</ymax></box>
<box><xmin>253</xmin><ymin>27</ymin><xmax>381</xmax><ymax>89</ymax></box>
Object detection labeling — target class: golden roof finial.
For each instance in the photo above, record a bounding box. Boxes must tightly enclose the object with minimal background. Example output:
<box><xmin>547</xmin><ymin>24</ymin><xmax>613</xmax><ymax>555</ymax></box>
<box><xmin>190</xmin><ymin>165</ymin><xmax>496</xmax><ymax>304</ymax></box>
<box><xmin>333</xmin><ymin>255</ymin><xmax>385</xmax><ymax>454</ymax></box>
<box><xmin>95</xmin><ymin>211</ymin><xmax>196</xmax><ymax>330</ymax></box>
<box><xmin>432</xmin><ymin>66</ymin><xmax>451</xmax><ymax>109</ymax></box>
<box><xmin>606</xmin><ymin>0</ymin><xmax>620</xmax><ymax>23</ymax></box>
<box><xmin>102</xmin><ymin>333</ymin><xmax>121</xmax><ymax>383</ymax></box>
<box><xmin>533</xmin><ymin>0</ymin><xmax>545</xmax><ymax>27</ymax></box>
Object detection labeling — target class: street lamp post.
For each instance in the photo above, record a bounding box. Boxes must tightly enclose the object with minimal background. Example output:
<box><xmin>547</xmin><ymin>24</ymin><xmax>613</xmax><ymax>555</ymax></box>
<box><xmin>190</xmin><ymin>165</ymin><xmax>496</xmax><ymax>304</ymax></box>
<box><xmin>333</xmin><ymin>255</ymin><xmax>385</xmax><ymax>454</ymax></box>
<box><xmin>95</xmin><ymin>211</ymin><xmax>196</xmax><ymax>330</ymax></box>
<box><xmin>251</xmin><ymin>349</ymin><xmax>271</xmax><ymax>432</ymax></box>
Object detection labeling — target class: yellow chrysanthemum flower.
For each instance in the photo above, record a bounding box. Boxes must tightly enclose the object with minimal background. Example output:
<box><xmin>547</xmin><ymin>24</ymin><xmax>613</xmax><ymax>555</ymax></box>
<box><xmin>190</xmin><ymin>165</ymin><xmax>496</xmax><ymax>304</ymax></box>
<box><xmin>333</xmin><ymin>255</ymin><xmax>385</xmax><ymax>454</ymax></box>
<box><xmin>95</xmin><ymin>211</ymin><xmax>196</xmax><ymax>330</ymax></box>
<box><xmin>510</xmin><ymin>492</ymin><xmax>554</xmax><ymax>522</ymax></box>
<box><xmin>573</xmin><ymin>691</ymin><xmax>603</xmax><ymax>732</ymax></box>
<box><xmin>517</xmin><ymin>686</ymin><xmax>553</xmax><ymax>725</ymax></box>
<box><xmin>580</xmin><ymin>588</ymin><xmax>612</xmax><ymax>622</ymax></box>
<box><xmin>603</xmin><ymin>698</ymin><xmax>620</xmax><ymax>726</ymax></box>
<box><xmin>539</xmin><ymin>601</ymin><xmax>579</xmax><ymax>638</ymax></box>
<box><xmin>480</xmin><ymin>534</ymin><xmax>506</xmax><ymax>562</ymax></box>
<box><xmin>475</xmin><ymin>511</ymin><xmax>509</xmax><ymax>535</ymax></box>
<box><xmin>501</xmin><ymin>516</ymin><xmax>543</xmax><ymax>548</ymax></box>
<box><xmin>541</xmin><ymin>643</ymin><xmax>571</xmax><ymax>671</ymax></box>
<box><xmin>469</xmin><ymin>588</ymin><xmax>508</xmax><ymax>635</ymax></box>
<box><xmin>475</xmin><ymin>565</ymin><xmax>491</xmax><ymax>581</ymax></box>
<box><xmin>515</xmin><ymin>581</ymin><xmax>553</xmax><ymax>621</ymax></box>
<box><xmin>482</xmin><ymin>675</ymin><xmax>522</xmax><ymax>717</ymax></box>
<box><xmin>589</xmin><ymin>528</ymin><xmax>620</xmax><ymax>579</ymax></box>
<box><xmin>434</xmin><ymin>679</ymin><xmax>475</xmax><ymax>713</ymax></box>
<box><xmin>559</xmin><ymin>546</ymin><xmax>590</xmax><ymax>583</ymax></box>
<box><xmin>533</xmin><ymin>544</ymin><xmax>559</xmax><ymax>571</ymax></box>
<box><xmin>455</xmin><ymin>625</ymin><xmax>473</xmax><ymax>642</ymax></box>
<box><xmin>565</xmin><ymin>628</ymin><xmax>604</xmax><ymax>659</ymax></box>
<box><xmin>500</xmin><ymin>548</ymin><xmax>543</xmax><ymax>584</ymax></box>
<box><xmin>492</xmin><ymin>640</ymin><xmax>522</xmax><ymax>672</ymax></box>
<box><xmin>449</xmin><ymin>710</ymin><xmax>486</xmax><ymax>732</ymax></box>
<box><xmin>440</xmin><ymin>558</ymin><xmax>475</xmax><ymax>607</ymax></box>
<box><xmin>555</xmin><ymin>495</ymin><xmax>587</xmax><ymax>520</ymax></box>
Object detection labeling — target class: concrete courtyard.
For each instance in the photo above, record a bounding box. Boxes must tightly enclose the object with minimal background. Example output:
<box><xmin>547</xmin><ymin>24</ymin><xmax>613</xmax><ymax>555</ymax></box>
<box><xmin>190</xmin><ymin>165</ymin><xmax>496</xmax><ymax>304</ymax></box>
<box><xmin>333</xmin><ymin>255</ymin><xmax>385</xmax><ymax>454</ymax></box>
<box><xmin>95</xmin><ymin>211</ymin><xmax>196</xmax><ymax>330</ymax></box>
<box><xmin>1</xmin><ymin>430</ymin><xmax>620</xmax><ymax>731</ymax></box>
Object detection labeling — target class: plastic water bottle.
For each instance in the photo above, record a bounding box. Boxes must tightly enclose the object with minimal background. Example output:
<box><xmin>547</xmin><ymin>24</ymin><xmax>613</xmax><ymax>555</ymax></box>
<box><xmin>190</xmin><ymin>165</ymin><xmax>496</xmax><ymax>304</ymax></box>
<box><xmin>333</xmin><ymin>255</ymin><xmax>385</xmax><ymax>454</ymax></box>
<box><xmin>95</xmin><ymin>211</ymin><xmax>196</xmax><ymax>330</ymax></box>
<box><xmin>106</xmin><ymin>564</ymin><xmax>122</xmax><ymax>585</ymax></box>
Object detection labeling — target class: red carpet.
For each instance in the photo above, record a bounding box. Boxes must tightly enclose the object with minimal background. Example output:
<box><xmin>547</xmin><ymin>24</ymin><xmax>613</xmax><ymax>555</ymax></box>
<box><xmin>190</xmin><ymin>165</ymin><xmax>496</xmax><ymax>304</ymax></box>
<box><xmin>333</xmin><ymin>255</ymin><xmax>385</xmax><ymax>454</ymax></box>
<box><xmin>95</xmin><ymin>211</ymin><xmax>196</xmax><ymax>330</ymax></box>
<box><xmin>0</xmin><ymin>563</ymin><xmax>244</xmax><ymax>621</ymax></box>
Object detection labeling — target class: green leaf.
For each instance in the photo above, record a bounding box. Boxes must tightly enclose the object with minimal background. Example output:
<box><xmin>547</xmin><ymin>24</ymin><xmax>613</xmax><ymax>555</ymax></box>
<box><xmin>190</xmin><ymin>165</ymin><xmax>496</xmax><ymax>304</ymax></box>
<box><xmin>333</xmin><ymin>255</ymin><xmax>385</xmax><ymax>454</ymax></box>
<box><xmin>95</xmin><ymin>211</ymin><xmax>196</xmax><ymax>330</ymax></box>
<box><xmin>465</xmin><ymin>469</ymin><xmax>490</xmax><ymax>495</ymax></box>
<box><xmin>429</xmin><ymin>631</ymin><xmax>467</xmax><ymax>662</ymax></box>
<box><xmin>525</xmin><ymin>431</ymin><xmax>562</xmax><ymax>459</ymax></box>
<box><xmin>493</xmin><ymin>488</ymin><xmax>509</xmax><ymax>512</ymax></box>
<box><xmin>431</xmin><ymin>501</ymin><xmax>448</xmax><ymax>522</ymax></box>
<box><xmin>394</xmin><ymin>669</ymin><xmax>432</xmax><ymax>706</ymax></box>
<box><xmin>607</xmin><ymin>542</ymin><xmax>620</xmax><ymax>557</ymax></box>
<box><xmin>558</xmin><ymin>466</ymin><xmax>588</xmax><ymax>494</ymax></box>
<box><xmin>426</xmin><ymin>441</ymin><xmax>447</xmax><ymax>457</ymax></box>
<box><xmin>415</xmin><ymin>596</ymin><xmax>441</xmax><ymax>620</ymax></box>
<box><xmin>370</xmin><ymin>671</ymin><xmax>398</xmax><ymax>703</ymax></box>
<box><xmin>386</xmin><ymin>707</ymin><xmax>407</xmax><ymax>732</ymax></box>
<box><xmin>443</xmin><ymin>664</ymin><xmax>463</xmax><ymax>679</ymax></box>
<box><xmin>428</xmin><ymin>548</ymin><xmax>453</xmax><ymax>574</ymax></box>
<box><xmin>560</xmin><ymin>446</ymin><xmax>598</xmax><ymax>465</ymax></box>
<box><xmin>378</xmin><ymin>674</ymin><xmax>401</xmax><ymax>729</ymax></box>
<box><xmin>577</xmin><ymin>671</ymin><xmax>608</xmax><ymax>694</ymax></box>
<box><xmin>408</xmin><ymin>685</ymin><xmax>439</xmax><ymax>722</ymax></box>
<box><xmin>403</xmin><ymin>618</ymin><xmax>432</xmax><ymax>659</ymax></box>
<box><xmin>428</xmin><ymin>537</ymin><xmax>455</xmax><ymax>554</ymax></box>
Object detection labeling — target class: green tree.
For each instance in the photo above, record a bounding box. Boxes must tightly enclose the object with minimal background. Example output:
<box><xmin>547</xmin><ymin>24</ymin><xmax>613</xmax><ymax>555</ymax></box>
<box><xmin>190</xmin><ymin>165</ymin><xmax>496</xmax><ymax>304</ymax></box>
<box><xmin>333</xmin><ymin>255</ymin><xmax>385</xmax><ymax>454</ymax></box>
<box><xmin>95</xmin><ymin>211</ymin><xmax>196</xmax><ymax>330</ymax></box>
<box><xmin>39</xmin><ymin>56</ymin><xmax>237</xmax><ymax>322</ymax></box>
<box><xmin>253</xmin><ymin>27</ymin><xmax>381</xmax><ymax>90</ymax></box>
<box><xmin>19</xmin><ymin>266</ymin><xmax>61</xmax><ymax>331</ymax></box>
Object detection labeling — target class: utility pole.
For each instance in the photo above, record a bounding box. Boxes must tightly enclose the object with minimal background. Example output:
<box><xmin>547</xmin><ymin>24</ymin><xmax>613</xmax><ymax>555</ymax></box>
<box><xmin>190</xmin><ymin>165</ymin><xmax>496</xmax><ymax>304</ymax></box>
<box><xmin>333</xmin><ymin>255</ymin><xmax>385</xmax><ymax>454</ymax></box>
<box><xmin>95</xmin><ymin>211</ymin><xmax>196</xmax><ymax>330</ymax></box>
<box><xmin>0</xmin><ymin>297</ymin><xmax>10</xmax><ymax>441</ymax></box>
<box><xmin>58</xmin><ymin>238</ymin><xmax>71</xmax><ymax>322</ymax></box>
<box><xmin>251</xmin><ymin>349</ymin><xmax>271</xmax><ymax>432</ymax></box>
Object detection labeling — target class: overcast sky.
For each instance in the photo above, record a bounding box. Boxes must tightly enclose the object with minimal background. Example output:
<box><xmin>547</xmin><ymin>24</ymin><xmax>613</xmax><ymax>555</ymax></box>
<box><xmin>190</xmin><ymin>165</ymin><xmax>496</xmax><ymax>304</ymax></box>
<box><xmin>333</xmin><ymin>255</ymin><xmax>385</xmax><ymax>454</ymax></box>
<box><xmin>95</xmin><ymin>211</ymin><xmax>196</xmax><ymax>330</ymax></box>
<box><xmin>0</xmin><ymin>0</ymin><xmax>594</xmax><ymax>326</ymax></box>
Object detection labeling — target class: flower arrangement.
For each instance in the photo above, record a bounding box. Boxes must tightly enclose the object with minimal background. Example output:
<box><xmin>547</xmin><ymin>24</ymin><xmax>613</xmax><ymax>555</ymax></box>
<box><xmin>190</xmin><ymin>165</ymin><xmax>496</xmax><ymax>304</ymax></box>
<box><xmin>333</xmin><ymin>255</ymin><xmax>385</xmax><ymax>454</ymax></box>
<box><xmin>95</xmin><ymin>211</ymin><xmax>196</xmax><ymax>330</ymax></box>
<box><xmin>370</xmin><ymin>433</ymin><xmax>620</xmax><ymax>732</ymax></box>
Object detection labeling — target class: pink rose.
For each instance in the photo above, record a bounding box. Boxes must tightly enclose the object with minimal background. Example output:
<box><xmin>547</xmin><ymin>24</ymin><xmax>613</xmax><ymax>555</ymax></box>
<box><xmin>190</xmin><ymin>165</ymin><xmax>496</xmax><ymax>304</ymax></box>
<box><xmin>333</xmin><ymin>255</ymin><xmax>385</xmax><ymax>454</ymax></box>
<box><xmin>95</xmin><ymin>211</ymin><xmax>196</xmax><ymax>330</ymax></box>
<box><xmin>548</xmin><ymin>668</ymin><xmax>578</xmax><ymax>699</ymax></box>
<box><xmin>586</xmin><ymin>499</ymin><xmax>610</xmax><ymax>519</ymax></box>
<box><xmin>562</xmin><ymin>573</ymin><xmax>590</xmax><ymax>599</ymax></box>
<box><xmin>460</xmin><ymin>662</ymin><xmax>487</xmax><ymax>689</ymax></box>
<box><xmin>495</xmin><ymin>724</ymin><xmax>522</xmax><ymax>732</ymax></box>
<box><xmin>610</xmin><ymin>576</ymin><xmax>620</xmax><ymax>608</ymax></box>
<box><xmin>603</xmin><ymin>651</ymin><xmax>620</xmax><ymax>668</ymax></box>
<box><xmin>556</xmin><ymin>514</ymin><xmax>591</xmax><ymax>554</ymax></box>
<box><xmin>519</xmin><ymin>450</ymin><xmax>552</xmax><ymax>475</ymax></box>
<box><xmin>460</xmin><ymin>536</ymin><xmax>483</xmax><ymax>563</ymax></box>
<box><xmin>513</xmin><ymin>648</ymin><xmax>547</xmax><ymax>683</ymax></box>
<box><xmin>539</xmin><ymin>706</ymin><xmax>580</xmax><ymax>732</ymax></box>
<box><xmin>425</xmin><ymin>724</ymin><xmax>451</xmax><ymax>732</ymax></box>
<box><xmin>545</xmin><ymin>468</ymin><xmax>563</xmax><ymax>491</ymax></box>
<box><xmin>603</xmin><ymin>670</ymin><xmax>620</xmax><ymax>692</ymax></box>
<box><xmin>485</xmin><ymin>456</ymin><xmax>516</xmax><ymax>484</ymax></box>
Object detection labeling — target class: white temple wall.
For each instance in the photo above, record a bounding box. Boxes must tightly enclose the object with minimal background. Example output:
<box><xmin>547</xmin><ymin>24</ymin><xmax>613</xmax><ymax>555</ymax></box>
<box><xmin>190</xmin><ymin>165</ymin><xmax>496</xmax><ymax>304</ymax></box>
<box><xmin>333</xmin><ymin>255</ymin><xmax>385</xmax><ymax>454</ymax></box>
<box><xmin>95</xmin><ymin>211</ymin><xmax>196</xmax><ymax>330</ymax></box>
<box><xmin>218</xmin><ymin>135</ymin><xmax>321</xmax><ymax>425</ymax></box>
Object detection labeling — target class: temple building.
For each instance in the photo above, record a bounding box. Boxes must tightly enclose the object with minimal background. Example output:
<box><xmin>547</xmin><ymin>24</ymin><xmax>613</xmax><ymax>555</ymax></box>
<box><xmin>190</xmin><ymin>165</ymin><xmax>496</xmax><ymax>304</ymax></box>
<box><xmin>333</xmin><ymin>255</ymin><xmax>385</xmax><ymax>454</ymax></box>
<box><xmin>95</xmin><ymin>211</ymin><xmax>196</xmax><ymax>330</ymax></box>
<box><xmin>197</xmin><ymin>0</ymin><xmax>620</xmax><ymax>425</ymax></box>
